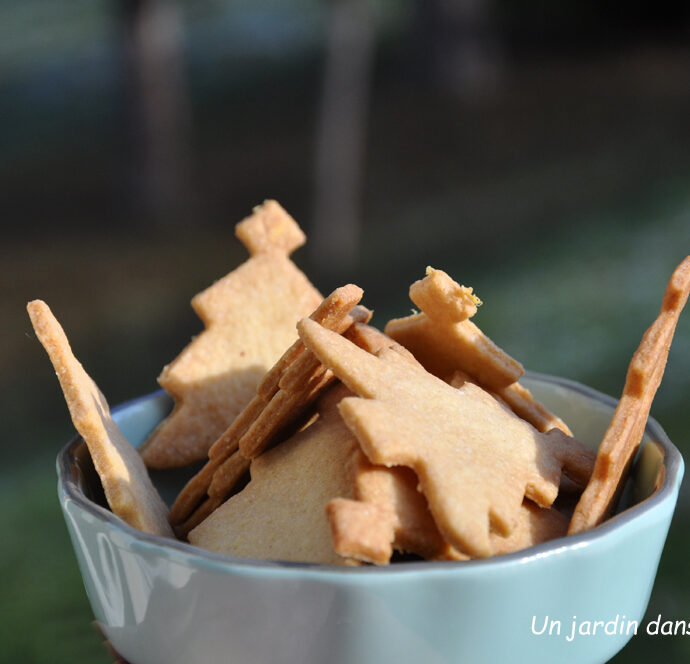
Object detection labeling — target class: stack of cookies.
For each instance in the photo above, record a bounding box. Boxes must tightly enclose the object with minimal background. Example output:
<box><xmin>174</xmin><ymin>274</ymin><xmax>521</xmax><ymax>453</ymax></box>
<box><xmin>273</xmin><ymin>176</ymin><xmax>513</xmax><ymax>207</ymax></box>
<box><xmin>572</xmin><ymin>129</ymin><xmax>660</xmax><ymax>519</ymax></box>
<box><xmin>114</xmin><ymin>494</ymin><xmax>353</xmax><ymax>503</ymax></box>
<box><xmin>28</xmin><ymin>202</ymin><xmax>690</xmax><ymax>565</ymax></box>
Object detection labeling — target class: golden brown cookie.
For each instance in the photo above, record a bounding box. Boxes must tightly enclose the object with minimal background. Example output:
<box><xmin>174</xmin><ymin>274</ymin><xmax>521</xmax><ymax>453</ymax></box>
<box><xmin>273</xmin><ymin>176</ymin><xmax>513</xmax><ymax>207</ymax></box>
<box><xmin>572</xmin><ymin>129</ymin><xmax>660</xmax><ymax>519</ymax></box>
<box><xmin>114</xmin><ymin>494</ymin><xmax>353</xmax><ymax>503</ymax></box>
<box><xmin>569</xmin><ymin>256</ymin><xmax>690</xmax><ymax>534</ymax></box>
<box><xmin>386</xmin><ymin>267</ymin><xmax>572</xmax><ymax>436</ymax></box>
<box><xmin>326</xmin><ymin>450</ymin><xmax>463</xmax><ymax>564</ymax></box>
<box><xmin>170</xmin><ymin>285</ymin><xmax>370</xmax><ymax>534</ymax></box>
<box><xmin>188</xmin><ymin>384</ymin><xmax>361</xmax><ymax>565</ymax></box>
<box><xmin>409</xmin><ymin>266</ymin><xmax>482</xmax><ymax>323</ymax></box>
<box><xmin>328</xmin><ymin>451</ymin><xmax>570</xmax><ymax>564</ymax></box>
<box><xmin>140</xmin><ymin>201</ymin><xmax>323</xmax><ymax>469</ymax></box>
<box><xmin>298</xmin><ymin>317</ymin><xmax>594</xmax><ymax>558</ymax></box>
<box><xmin>27</xmin><ymin>300</ymin><xmax>173</xmax><ymax>538</ymax></box>
<box><xmin>490</xmin><ymin>501</ymin><xmax>569</xmax><ymax>556</ymax></box>
<box><xmin>385</xmin><ymin>268</ymin><xmax>522</xmax><ymax>389</ymax></box>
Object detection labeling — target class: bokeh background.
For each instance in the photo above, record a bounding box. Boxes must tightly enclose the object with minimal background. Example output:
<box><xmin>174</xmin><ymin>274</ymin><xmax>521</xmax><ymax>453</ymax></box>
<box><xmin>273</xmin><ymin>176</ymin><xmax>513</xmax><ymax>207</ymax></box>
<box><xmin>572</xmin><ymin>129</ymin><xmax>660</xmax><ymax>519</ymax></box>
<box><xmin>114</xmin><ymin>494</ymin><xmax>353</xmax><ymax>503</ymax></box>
<box><xmin>2</xmin><ymin>1</ymin><xmax>689</xmax><ymax>662</ymax></box>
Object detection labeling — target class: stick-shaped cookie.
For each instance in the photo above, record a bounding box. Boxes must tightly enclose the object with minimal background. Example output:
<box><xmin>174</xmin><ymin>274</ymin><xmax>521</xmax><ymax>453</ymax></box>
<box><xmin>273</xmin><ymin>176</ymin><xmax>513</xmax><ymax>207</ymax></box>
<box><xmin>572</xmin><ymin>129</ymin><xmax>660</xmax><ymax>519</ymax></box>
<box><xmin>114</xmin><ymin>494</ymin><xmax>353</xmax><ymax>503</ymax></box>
<box><xmin>27</xmin><ymin>300</ymin><xmax>173</xmax><ymax>538</ymax></box>
<box><xmin>299</xmin><ymin>317</ymin><xmax>594</xmax><ymax>557</ymax></box>
<box><xmin>140</xmin><ymin>201</ymin><xmax>323</xmax><ymax>468</ymax></box>
<box><xmin>169</xmin><ymin>286</ymin><xmax>370</xmax><ymax>533</ymax></box>
<box><xmin>569</xmin><ymin>256</ymin><xmax>690</xmax><ymax>534</ymax></box>
<box><xmin>188</xmin><ymin>384</ymin><xmax>361</xmax><ymax>565</ymax></box>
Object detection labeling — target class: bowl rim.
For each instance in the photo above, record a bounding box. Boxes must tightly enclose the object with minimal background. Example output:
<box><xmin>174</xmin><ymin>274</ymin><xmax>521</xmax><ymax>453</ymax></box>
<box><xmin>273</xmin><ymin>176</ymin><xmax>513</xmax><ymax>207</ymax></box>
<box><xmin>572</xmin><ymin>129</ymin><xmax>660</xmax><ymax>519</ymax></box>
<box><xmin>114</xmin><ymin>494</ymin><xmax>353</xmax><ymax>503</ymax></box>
<box><xmin>57</xmin><ymin>372</ymin><xmax>683</xmax><ymax>576</ymax></box>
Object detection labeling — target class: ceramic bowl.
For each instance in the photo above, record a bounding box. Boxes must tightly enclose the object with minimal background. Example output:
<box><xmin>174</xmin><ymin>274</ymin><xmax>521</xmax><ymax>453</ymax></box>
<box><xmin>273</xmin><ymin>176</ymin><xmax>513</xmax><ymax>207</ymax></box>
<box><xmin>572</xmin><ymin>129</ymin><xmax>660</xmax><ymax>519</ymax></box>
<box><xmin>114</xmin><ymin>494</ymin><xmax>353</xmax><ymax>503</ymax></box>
<box><xmin>57</xmin><ymin>373</ymin><xmax>683</xmax><ymax>664</ymax></box>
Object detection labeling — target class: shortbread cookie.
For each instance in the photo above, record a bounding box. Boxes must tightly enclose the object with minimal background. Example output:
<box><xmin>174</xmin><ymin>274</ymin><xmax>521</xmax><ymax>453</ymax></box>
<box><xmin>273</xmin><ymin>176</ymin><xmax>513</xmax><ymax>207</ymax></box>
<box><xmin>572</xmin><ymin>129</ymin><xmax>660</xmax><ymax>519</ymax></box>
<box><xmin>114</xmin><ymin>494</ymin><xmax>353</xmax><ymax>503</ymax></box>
<box><xmin>328</xmin><ymin>450</ymin><xmax>570</xmax><ymax>564</ymax></box>
<box><xmin>188</xmin><ymin>384</ymin><xmax>360</xmax><ymax>565</ymax></box>
<box><xmin>140</xmin><ymin>201</ymin><xmax>323</xmax><ymax>468</ymax></box>
<box><xmin>298</xmin><ymin>317</ymin><xmax>594</xmax><ymax>557</ymax></box>
<box><xmin>170</xmin><ymin>286</ymin><xmax>370</xmax><ymax>533</ymax></box>
<box><xmin>569</xmin><ymin>256</ymin><xmax>690</xmax><ymax>534</ymax></box>
<box><xmin>327</xmin><ymin>450</ymin><xmax>463</xmax><ymax>564</ymax></box>
<box><xmin>28</xmin><ymin>300</ymin><xmax>173</xmax><ymax>538</ymax></box>
<box><xmin>386</xmin><ymin>267</ymin><xmax>572</xmax><ymax>435</ymax></box>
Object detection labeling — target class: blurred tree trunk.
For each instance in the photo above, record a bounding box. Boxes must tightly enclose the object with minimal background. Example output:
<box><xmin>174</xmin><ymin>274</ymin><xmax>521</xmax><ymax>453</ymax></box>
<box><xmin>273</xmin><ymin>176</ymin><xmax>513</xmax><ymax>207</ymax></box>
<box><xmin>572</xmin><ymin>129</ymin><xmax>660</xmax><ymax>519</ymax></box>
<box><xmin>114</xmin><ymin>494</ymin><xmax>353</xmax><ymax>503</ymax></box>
<box><xmin>414</xmin><ymin>0</ymin><xmax>502</xmax><ymax>98</ymax></box>
<box><xmin>310</xmin><ymin>0</ymin><xmax>375</xmax><ymax>278</ymax></box>
<box><xmin>119</xmin><ymin>0</ymin><xmax>192</xmax><ymax>225</ymax></box>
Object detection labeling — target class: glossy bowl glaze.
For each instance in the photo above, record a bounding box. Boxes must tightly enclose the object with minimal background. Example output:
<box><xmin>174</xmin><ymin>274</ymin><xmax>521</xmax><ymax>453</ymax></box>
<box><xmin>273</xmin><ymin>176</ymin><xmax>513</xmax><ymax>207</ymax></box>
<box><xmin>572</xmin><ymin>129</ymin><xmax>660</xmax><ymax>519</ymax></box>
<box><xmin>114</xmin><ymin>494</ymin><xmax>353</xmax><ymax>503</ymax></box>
<box><xmin>57</xmin><ymin>374</ymin><xmax>683</xmax><ymax>664</ymax></box>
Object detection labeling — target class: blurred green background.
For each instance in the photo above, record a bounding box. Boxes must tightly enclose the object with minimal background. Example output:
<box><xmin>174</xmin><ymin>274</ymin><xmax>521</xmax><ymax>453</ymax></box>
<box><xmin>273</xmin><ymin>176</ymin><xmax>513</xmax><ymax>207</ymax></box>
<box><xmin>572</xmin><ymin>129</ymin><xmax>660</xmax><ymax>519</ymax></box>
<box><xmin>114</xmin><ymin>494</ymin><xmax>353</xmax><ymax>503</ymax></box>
<box><xmin>2</xmin><ymin>1</ymin><xmax>689</xmax><ymax>662</ymax></box>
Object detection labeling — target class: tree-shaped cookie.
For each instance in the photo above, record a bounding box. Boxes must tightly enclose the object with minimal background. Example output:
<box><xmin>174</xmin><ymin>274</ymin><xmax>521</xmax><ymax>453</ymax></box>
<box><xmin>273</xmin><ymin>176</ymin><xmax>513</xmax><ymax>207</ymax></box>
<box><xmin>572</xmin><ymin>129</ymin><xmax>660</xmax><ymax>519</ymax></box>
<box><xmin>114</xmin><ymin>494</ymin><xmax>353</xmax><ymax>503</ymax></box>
<box><xmin>385</xmin><ymin>267</ymin><xmax>522</xmax><ymax>389</ymax></box>
<box><xmin>298</xmin><ymin>317</ymin><xmax>594</xmax><ymax>557</ymax></box>
<box><xmin>140</xmin><ymin>201</ymin><xmax>323</xmax><ymax>468</ymax></box>
<box><xmin>169</xmin><ymin>285</ymin><xmax>370</xmax><ymax>535</ymax></box>
<box><xmin>327</xmin><ymin>449</ymin><xmax>570</xmax><ymax>564</ymax></box>
<box><xmin>386</xmin><ymin>267</ymin><xmax>572</xmax><ymax>435</ymax></box>
<box><xmin>188</xmin><ymin>384</ymin><xmax>361</xmax><ymax>565</ymax></box>
<box><xmin>327</xmin><ymin>449</ymin><xmax>464</xmax><ymax>564</ymax></box>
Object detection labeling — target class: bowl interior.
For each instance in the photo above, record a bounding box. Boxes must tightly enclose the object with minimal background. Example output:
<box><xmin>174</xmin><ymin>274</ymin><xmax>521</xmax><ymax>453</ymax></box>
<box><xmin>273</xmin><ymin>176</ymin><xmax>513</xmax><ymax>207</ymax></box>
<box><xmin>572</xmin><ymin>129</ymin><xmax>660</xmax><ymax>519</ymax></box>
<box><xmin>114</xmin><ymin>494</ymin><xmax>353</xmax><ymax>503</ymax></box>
<box><xmin>60</xmin><ymin>373</ymin><xmax>675</xmax><ymax>561</ymax></box>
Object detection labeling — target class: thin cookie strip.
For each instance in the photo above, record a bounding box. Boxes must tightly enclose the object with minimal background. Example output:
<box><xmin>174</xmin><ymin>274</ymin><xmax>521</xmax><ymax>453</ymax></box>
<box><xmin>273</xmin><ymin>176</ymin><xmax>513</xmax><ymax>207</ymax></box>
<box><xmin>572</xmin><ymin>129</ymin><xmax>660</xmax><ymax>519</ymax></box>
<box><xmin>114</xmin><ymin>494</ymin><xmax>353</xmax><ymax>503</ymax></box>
<box><xmin>175</xmin><ymin>451</ymin><xmax>251</xmax><ymax>537</ymax></box>
<box><xmin>495</xmin><ymin>382</ymin><xmax>573</xmax><ymax>437</ymax></box>
<box><xmin>570</xmin><ymin>331</ymin><xmax>668</xmax><ymax>528</ymax></box>
<box><xmin>175</xmin><ymin>494</ymin><xmax>222</xmax><ymax>539</ymax></box>
<box><xmin>208</xmin><ymin>394</ymin><xmax>268</xmax><ymax>461</ymax></box>
<box><xmin>168</xmin><ymin>395</ymin><xmax>264</xmax><ymax>526</ymax></box>
<box><xmin>168</xmin><ymin>457</ymin><xmax>222</xmax><ymax>527</ymax></box>
<box><xmin>238</xmin><ymin>366</ymin><xmax>337</xmax><ymax>458</ymax></box>
<box><xmin>180</xmin><ymin>325</ymin><xmax>403</xmax><ymax>533</ymax></box>
<box><xmin>569</xmin><ymin>256</ymin><xmax>690</xmax><ymax>534</ymax></box>
<box><xmin>188</xmin><ymin>384</ymin><xmax>362</xmax><ymax>566</ymax></box>
<box><xmin>27</xmin><ymin>301</ymin><xmax>173</xmax><ymax>538</ymax></box>
<box><xmin>170</xmin><ymin>286</ymin><xmax>368</xmax><ymax>528</ymax></box>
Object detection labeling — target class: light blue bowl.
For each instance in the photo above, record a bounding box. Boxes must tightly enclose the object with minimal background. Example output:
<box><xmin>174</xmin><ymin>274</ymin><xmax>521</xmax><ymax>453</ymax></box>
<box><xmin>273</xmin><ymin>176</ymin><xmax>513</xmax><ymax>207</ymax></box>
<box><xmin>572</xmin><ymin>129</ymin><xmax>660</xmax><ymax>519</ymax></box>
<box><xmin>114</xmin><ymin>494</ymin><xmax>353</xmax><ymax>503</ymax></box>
<box><xmin>57</xmin><ymin>373</ymin><xmax>683</xmax><ymax>664</ymax></box>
